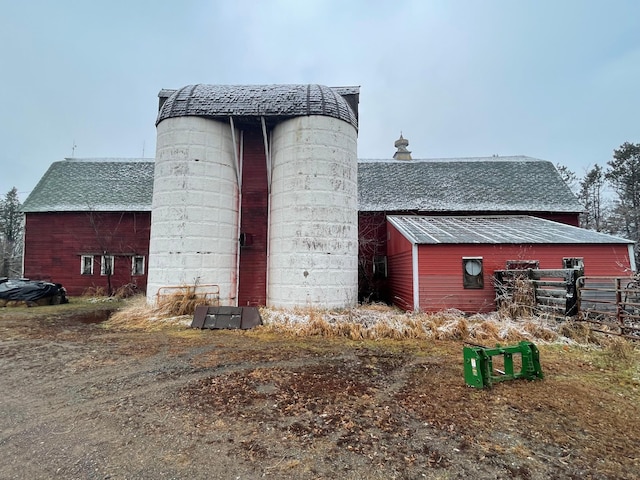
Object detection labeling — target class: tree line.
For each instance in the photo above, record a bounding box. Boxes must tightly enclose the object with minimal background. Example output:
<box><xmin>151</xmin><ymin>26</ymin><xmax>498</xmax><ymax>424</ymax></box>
<box><xmin>557</xmin><ymin>141</ymin><xmax>640</xmax><ymax>266</ymax></box>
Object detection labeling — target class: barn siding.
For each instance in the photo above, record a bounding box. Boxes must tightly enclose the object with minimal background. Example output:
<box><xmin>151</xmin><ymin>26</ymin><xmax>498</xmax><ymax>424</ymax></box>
<box><xmin>386</xmin><ymin>221</ymin><xmax>413</xmax><ymax>310</ymax></box>
<box><xmin>237</xmin><ymin>128</ymin><xmax>269</xmax><ymax>306</ymax></box>
<box><xmin>23</xmin><ymin>211</ymin><xmax>151</xmax><ymax>296</ymax></box>
<box><xmin>414</xmin><ymin>243</ymin><xmax>633</xmax><ymax>313</ymax></box>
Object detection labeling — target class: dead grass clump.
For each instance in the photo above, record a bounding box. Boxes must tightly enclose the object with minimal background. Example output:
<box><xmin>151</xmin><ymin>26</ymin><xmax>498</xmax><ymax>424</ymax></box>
<box><xmin>523</xmin><ymin>321</ymin><xmax>558</xmax><ymax>342</ymax></box>
<box><xmin>82</xmin><ymin>286</ymin><xmax>107</xmax><ymax>297</ymax></box>
<box><xmin>113</xmin><ymin>283</ymin><xmax>139</xmax><ymax>299</ymax></box>
<box><xmin>105</xmin><ymin>295</ymin><xmax>200</xmax><ymax>331</ymax></box>
<box><xmin>558</xmin><ymin>320</ymin><xmax>595</xmax><ymax>344</ymax></box>
<box><xmin>469</xmin><ymin>320</ymin><xmax>501</xmax><ymax>342</ymax></box>
<box><xmin>598</xmin><ymin>337</ymin><xmax>637</xmax><ymax>370</ymax></box>
<box><xmin>154</xmin><ymin>288</ymin><xmax>203</xmax><ymax>317</ymax></box>
<box><xmin>497</xmin><ymin>277</ymin><xmax>535</xmax><ymax>319</ymax></box>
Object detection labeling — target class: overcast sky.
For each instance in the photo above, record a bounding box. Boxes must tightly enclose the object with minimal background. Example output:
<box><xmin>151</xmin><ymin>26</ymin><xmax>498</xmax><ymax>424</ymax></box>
<box><xmin>1</xmin><ymin>0</ymin><xmax>639</xmax><ymax>200</ymax></box>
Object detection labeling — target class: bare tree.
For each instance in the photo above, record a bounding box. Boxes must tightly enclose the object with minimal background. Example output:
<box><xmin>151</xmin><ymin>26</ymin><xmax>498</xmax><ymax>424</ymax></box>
<box><xmin>578</xmin><ymin>164</ymin><xmax>607</xmax><ymax>231</ymax></box>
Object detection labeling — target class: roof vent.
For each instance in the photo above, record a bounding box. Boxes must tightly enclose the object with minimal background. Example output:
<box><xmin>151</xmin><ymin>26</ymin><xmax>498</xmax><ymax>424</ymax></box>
<box><xmin>393</xmin><ymin>133</ymin><xmax>412</xmax><ymax>160</ymax></box>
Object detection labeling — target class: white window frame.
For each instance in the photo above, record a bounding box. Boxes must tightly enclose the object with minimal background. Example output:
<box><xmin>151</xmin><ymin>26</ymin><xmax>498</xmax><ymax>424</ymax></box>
<box><xmin>101</xmin><ymin>255</ymin><xmax>115</xmax><ymax>276</ymax></box>
<box><xmin>131</xmin><ymin>255</ymin><xmax>145</xmax><ymax>276</ymax></box>
<box><xmin>81</xmin><ymin>255</ymin><xmax>94</xmax><ymax>275</ymax></box>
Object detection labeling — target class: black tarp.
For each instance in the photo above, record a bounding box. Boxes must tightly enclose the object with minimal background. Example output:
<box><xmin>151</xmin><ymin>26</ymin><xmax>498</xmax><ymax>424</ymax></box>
<box><xmin>0</xmin><ymin>278</ymin><xmax>68</xmax><ymax>303</ymax></box>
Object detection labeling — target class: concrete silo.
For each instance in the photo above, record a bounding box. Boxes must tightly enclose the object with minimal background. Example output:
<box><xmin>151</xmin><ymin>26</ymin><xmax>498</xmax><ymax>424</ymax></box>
<box><xmin>269</xmin><ymin>115</ymin><xmax>358</xmax><ymax>308</ymax></box>
<box><xmin>147</xmin><ymin>84</ymin><xmax>359</xmax><ymax>309</ymax></box>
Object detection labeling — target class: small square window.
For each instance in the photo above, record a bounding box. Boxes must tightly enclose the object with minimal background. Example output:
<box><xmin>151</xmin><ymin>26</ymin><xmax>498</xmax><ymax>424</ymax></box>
<box><xmin>132</xmin><ymin>256</ymin><xmax>145</xmax><ymax>276</ymax></box>
<box><xmin>81</xmin><ymin>255</ymin><xmax>94</xmax><ymax>275</ymax></box>
<box><xmin>463</xmin><ymin>257</ymin><xmax>484</xmax><ymax>289</ymax></box>
<box><xmin>563</xmin><ymin>257</ymin><xmax>584</xmax><ymax>270</ymax></box>
<box><xmin>101</xmin><ymin>255</ymin><xmax>114</xmax><ymax>276</ymax></box>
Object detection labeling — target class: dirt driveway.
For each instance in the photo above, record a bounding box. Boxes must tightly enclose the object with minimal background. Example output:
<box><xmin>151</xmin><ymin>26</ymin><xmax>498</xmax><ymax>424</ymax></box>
<box><xmin>1</xmin><ymin>301</ymin><xmax>639</xmax><ymax>479</ymax></box>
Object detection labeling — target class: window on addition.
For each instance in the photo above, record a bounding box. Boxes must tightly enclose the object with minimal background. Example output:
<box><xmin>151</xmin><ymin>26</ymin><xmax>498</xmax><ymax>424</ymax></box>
<box><xmin>462</xmin><ymin>257</ymin><xmax>484</xmax><ymax>289</ymax></box>
<box><xmin>101</xmin><ymin>255</ymin><xmax>114</xmax><ymax>276</ymax></box>
<box><xmin>132</xmin><ymin>256</ymin><xmax>145</xmax><ymax>276</ymax></box>
<box><xmin>81</xmin><ymin>255</ymin><xmax>94</xmax><ymax>275</ymax></box>
<box><xmin>563</xmin><ymin>257</ymin><xmax>584</xmax><ymax>270</ymax></box>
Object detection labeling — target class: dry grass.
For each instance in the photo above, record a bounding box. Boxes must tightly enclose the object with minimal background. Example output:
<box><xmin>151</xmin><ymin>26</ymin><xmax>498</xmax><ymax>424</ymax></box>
<box><xmin>496</xmin><ymin>276</ymin><xmax>536</xmax><ymax>319</ymax></box>
<box><xmin>259</xmin><ymin>304</ymin><xmax>561</xmax><ymax>344</ymax></box>
<box><xmin>103</xmin><ymin>294</ymin><xmax>630</xmax><ymax>349</ymax></box>
<box><xmin>106</xmin><ymin>290</ymin><xmax>199</xmax><ymax>331</ymax></box>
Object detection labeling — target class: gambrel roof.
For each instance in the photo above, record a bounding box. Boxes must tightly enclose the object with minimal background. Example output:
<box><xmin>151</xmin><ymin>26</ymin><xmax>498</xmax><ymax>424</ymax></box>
<box><xmin>388</xmin><ymin>215</ymin><xmax>634</xmax><ymax>245</ymax></box>
<box><xmin>358</xmin><ymin>156</ymin><xmax>583</xmax><ymax>213</ymax></box>
<box><xmin>22</xmin><ymin>159</ymin><xmax>154</xmax><ymax>212</ymax></box>
<box><xmin>157</xmin><ymin>84</ymin><xmax>359</xmax><ymax>129</ymax></box>
<box><xmin>24</xmin><ymin>155</ymin><xmax>582</xmax><ymax>216</ymax></box>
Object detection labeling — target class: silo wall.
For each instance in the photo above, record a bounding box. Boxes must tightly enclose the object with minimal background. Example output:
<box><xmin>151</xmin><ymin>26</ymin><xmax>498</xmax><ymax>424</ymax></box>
<box><xmin>268</xmin><ymin>115</ymin><xmax>358</xmax><ymax>308</ymax></box>
<box><xmin>147</xmin><ymin>116</ymin><xmax>239</xmax><ymax>304</ymax></box>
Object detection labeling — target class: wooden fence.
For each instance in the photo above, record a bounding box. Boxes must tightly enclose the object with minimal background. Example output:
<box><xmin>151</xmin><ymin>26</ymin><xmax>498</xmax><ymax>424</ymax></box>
<box><xmin>576</xmin><ymin>276</ymin><xmax>640</xmax><ymax>340</ymax></box>
<box><xmin>494</xmin><ymin>268</ymin><xmax>581</xmax><ymax>318</ymax></box>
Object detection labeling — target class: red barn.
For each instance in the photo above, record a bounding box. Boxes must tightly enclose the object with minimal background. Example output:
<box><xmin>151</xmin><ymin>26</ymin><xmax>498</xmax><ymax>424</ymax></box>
<box><xmin>21</xmin><ymin>159</ymin><xmax>153</xmax><ymax>296</ymax></box>
<box><xmin>386</xmin><ymin>215</ymin><xmax>636</xmax><ymax>312</ymax></box>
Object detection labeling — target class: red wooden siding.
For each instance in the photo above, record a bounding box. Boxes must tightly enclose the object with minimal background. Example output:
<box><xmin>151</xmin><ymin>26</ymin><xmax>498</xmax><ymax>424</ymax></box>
<box><xmin>23</xmin><ymin>211</ymin><xmax>151</xmax><ymax>296</ymax></box>
<box><xmin>237</xmin><ymin>128</ymin><xmax>269</xmax><ymax>306</ymax></box>
<box><xmin>415</xmin><ymin>243</ymin><xmax>633</xmax><ymax>313</ymax></box>
<box><xmin>386</xmin><ymin>221</ymin><xmax>413</xmax><ymax>310</ymax></box>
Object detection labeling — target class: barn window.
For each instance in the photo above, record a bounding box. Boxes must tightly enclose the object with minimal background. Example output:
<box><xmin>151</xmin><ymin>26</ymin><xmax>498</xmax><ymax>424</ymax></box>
<box><xmin>81</xmin><ymin>255</ymin><xmax>94</xmax><ymax>275</ymax></box>
<box><xmin>101</xmin><ymin>255</ymin><xmax>114</xmax><ymax>276</ymax></box>
<box><xmin>463</xmin><ymin>257</ymin><xmax>484</xmax><ymax>289</ymax></box>
<box><xmin>132</xmin><ymin>256</ymin><xmax>145</xmax><ymax>276</ymax></box>
<box><xmin>373</xmin><ymin>256</ymin><xmax>388</xmax><ymax>279</ymax></box>
<box><xmin>563</xmin><ymin>257</ymin><xmax>584</xmax><ymax>270</ymax></box>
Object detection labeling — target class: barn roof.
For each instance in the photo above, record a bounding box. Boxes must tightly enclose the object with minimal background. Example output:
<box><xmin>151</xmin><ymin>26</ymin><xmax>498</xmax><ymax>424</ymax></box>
<box><xmin>358</xmin><ymin>156</ymin><xmax>583</xmax><ymax>213</ymax></box>
<box><xmin>388</xmin><ymin>215</ymin><xmax>634</xmax><ymax>245</ymax></box>
<box><xmin>157</xmin><ymin>84</ymin><xmax>359</xmax><ymax>129</ymax></box>
<box><xmin>22</xmin><ymin>159</ymin><xmax>154</xmax><ymax>212</ymax></box>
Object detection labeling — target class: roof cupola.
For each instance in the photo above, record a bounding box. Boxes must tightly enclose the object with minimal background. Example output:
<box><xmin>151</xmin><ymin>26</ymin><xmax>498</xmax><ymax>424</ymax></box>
<box><xmin>393</xmin><ymin>133</ymin><xmax>412</xmax><ymax>160</ymax></box>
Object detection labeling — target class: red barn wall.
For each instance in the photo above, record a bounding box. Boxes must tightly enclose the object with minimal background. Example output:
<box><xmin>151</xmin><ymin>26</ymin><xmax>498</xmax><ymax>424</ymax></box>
<box><xmin>357</xmin><ymin>211</ymin><xmax>580</xmax><ymax>303</ymax></box>
<box><xmin>412</xmin><ymin>243</ymin><xmax>633</xmax><ymax>313</ymax></box>
<box><xmin>237</xmin><ymin>128</ymin><xmax>269</xmax><ymax>306</ymax></box>
<box><xmin>386</xmin><ymin>221</ymin><xmax>414</xmax><ymax>310</ymax></box>
<box><xmin>23</xmin><ymin>211</ymin><xmax>151</xmax><ymax>296</ymax></box>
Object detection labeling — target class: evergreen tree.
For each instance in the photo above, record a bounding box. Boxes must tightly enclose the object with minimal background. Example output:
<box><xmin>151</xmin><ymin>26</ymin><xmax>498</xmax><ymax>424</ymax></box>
<box><xmin>0</xmin><ymin>187</ymin><xmax>23</xmax><ymax>277</ymax></box>
<box><xmin>605</xmin><ymin>142</ymin><xmax>640</xmax><ymax>263</ymax></box>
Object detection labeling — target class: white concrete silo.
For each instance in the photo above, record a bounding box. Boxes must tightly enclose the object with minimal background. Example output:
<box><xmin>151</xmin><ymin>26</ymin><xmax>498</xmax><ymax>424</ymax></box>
<box><xmin>146</xmin><ymin>115</ymin><xmax>240</xmax><ymax>304</ymax></box>
<box><xmin>268</xmin><ymin>114</ymin><xmax>359</xmax><ymax>308</ymax></box>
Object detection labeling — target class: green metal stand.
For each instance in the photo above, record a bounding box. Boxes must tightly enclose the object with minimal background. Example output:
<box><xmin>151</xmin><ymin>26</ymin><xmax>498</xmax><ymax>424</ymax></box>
<box><xmin>463</xmin><ymin>341</ymin><xmax>543</xmax><ymax>389</ymax></box>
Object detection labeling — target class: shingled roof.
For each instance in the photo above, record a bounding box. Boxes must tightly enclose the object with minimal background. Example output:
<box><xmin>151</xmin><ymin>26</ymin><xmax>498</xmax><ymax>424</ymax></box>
<box><xmin>388</xmin><ymin>215</ymin><xmax>633</xmax><ymax>245</ymax></box>
<box><xmin>358</xmin><ymin>156</ymin><xmax>583</xmax><ymax>213</ymax></box>
<box><xmin>24</xmin><ymin>155</ymin><xmax>582</xmax><ymax>216</ymax></box>
<box><xmin>157</xmin><ymin>84</ymin><xmax>359</xmax><ymax>129</ymax></box>
<box><xmin>22</xmin><ymin>159</ymin><xmax>154</xmax><ymax>212</ymax></box>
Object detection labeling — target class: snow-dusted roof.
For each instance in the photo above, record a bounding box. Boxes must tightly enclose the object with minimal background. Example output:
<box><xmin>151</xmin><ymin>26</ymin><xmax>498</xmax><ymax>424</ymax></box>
<box><xmin>358</xmin><ymin>156</ymin><xmax>583</xmax><ymax>213</ymax></box>
<box><xmin>157</xmin><ymin>84</ymin><xmax>359</xmax><ymax>129</ymax></box>
<box><xmin>22</xmin><ymin>159</ymin><xmax>154</xmax><ymax>212</ymax></box>
<box><xmin>388</xmin><ymin>215</ymin><xmax>634</xmax><ymax>245</ymax></box>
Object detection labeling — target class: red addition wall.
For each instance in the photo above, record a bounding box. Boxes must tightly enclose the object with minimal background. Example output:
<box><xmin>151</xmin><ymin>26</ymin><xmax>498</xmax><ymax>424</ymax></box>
<box><xmin>385</xmin><ymin>221</ymin><xmax>414</xmax><ymax>310</ymax></box>
<box><xmin>237</xmin><ymin>128</ymin><xmax>269</xmax><ymax>306</ymax></box>
<box><xmin>413</xmin><ymin>243</ymin><xmax>633</xmax><ymax>313</ymax></box>
<box><xmin>23</xmin><ymin>211</ymin><xmax>151</xmax><ymax>296</ymax></box>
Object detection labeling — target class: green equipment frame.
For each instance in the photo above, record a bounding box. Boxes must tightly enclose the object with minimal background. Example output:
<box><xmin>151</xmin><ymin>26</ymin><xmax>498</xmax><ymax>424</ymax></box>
<box><xmin>463</xmin><ymin>341</ymin><xmax>543</xmax><ymax>389</ymax></box>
